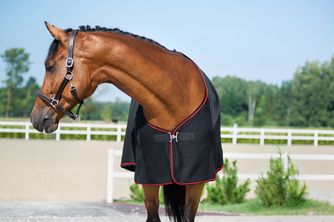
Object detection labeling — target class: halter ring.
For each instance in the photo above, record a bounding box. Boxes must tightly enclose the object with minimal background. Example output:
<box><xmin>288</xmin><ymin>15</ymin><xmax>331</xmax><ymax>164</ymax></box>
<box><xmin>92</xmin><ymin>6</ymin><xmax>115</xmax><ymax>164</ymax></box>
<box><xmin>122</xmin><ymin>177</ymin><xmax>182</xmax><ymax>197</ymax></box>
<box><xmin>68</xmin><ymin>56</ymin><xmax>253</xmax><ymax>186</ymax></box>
<box><xmin>65</xmin><ymin>72</ymin><xmax>73</xmax><ymax>80</ymax></box>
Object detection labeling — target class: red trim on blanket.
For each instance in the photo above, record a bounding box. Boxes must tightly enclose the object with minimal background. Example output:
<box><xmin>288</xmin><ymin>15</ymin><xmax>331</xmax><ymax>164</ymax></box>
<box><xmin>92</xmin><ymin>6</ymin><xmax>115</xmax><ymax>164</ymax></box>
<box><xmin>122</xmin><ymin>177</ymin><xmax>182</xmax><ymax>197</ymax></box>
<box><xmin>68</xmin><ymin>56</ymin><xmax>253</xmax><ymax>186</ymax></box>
<box><xmin>146</xmin><ymin>122</ymin><xmax>170</xmax><ymax>133</ymax></box>
<box><xmin>135</xmin><ymin>142</ymin><xmax>224</xmax><ymax>186</ymax></box>
<box><xmin>172</xmin><ymin>64</ymin><xmax>209</xmax><ymax>134</ymax></box>
<box><xmin>134</xmin><ymin>181</ymin><xmax>175</xmax><ymax>186</ymax></box>
<box><xmin>169</xmin><ymin>141</ymin><xmax>224</xmax><ymax>185</ymax></box>
<box><xmin>134</xmin><ymin>163</ymin><xmax>224</xmax><ymax>186</ymax></box>
<box><xmin>132</xmin><ymin>61</ymin><xmax>222</xmax><ymax>186</ymax></box>
<box><xmin>121</xmin><ymin>162</ymin><xmax>136</xmax><ymax>166</ymax></box>
<box><xmin>176</xmin><ymin>165</ymin><xmax>225</xmax><ymax>185</ymax></box>
<box><xmin>146</xmin><ymin>62</ymin><xmax>208</xmax><ymax>134</ymax></box>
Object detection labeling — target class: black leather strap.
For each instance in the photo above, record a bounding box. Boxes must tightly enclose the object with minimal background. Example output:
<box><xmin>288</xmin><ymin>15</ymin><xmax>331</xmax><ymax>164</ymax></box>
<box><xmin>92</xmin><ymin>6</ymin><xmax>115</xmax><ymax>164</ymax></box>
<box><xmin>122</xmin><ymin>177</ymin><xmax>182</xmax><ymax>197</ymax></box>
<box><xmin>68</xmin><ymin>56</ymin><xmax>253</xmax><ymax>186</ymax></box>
<box><xmin>54</xmin><ymin>77</ymin><xmax>70</xmax><ymax>101</ymax></box>
<box><xmin>66</xmin><ymin>30</ymin><xmax>78</xmax><ymax>70</ymax></box>
<box><xmin>70</xmin><ymin>86</ymin><xmax>83</xmax><ymax>104</ymax></box>
<box><xmin>38</xmin><ymin>91</ymin><xmax>79</xmax><ymax>120</ymax></box>
<box><xmin>68</xmin><ymin>30</ymin><xmax>77</xmax><ymax>59</ymax></box>
<box><xmin>70</xmin><ymin>85</ymin><xmax>84</xmax><ymax>117</ymax></box>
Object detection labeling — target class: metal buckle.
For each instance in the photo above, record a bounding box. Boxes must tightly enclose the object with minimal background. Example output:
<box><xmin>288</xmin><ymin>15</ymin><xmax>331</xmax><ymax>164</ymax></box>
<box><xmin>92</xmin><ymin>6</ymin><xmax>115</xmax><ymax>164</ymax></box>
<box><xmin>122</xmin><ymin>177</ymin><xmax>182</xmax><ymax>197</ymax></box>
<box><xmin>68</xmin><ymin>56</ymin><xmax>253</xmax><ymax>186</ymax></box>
<box><xmin>50</xmin><ymin>97</ymin><xmax>59</xmax><ymax>108</ymax></box>
<box><xmin>65</xmin><ymin>72</ymin><xmax>73</xmax><ymax>80</ymax></box>
<box><xmin>73</xmin><ymin>114</ymin><xmax>81</xmax><ymax>122</ymax></box>
<box><xmin>66</xmin><ymin>57</ymin><xmax>74</xmax><ymax>68</ymax></box>
<box><xmin>169</xmin><ymin>132</ymin><xmax>179</xmax><ymax>143</ymax></box>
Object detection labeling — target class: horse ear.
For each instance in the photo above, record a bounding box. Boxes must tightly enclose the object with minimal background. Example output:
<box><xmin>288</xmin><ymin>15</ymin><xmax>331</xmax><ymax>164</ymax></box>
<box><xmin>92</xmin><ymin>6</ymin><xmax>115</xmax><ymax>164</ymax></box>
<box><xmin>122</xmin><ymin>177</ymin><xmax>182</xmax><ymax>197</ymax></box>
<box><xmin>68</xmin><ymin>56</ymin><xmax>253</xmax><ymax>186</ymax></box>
<box><xmin>44</xmin><ymin>21</ymin><xmax>66</xmax><ymax>41</ymax></box>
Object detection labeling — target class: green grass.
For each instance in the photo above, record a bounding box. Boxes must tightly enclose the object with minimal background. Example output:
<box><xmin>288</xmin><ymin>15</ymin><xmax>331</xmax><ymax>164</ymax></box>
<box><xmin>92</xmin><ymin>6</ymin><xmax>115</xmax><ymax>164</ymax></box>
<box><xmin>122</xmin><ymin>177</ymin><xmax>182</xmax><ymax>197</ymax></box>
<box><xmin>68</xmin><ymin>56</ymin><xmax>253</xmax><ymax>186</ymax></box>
<box><xmin>116</xmin><ymin>198</ymin><xmax>334</xmax><ymax>215</ymax></box>
<box><xmin>200</xmin><ymin>199</ymin><xmax>334</xmax><ymax>215</ymax></box>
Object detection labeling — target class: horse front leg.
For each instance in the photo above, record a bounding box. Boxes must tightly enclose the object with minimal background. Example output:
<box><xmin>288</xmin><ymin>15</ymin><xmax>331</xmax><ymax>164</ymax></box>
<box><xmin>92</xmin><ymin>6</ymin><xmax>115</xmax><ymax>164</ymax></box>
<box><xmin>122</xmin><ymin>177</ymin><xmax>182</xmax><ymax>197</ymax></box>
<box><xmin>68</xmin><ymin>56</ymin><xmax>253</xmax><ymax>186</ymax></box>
<box><xmin>183</xmin><ymin>183</ymin><xmax>205</xmax><ymax>222</ymax></box>
<box><xmin>143</xmin><ymin>185</ymin><xmax>161</xmax><ymax>222</ymax></box>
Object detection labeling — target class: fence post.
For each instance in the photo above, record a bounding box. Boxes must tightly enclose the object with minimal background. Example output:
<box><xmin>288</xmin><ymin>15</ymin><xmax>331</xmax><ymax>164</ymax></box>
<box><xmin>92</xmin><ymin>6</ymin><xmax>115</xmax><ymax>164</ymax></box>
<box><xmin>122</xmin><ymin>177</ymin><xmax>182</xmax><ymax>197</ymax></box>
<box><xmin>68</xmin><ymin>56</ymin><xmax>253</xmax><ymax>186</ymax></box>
<box><xmin>25</xmin><ymin>122</ymin><xmax>30</xmax><ymax>141</ymax></box>
<box><xmin>116</xmin><ymin>125</ymin><xmax>122</xmax><ymax>142</ymax></box>
<box><xmin>232</xmin><ymin>123</ymin><xmax>238</xmax><ymax>145</ymax></box>
<box><xmin>283</xmin><ymin>152</ymin><xmax>289</xmax><ymax>172</ymax></box>
<box><xmin>107</xmin><ymin>148</ymin><xmax>114</xmax><ymax>203</ymax></box>
<box><xmin>287</xmin><ymin>130</ymin><xmax>292</xmax><ymax>146</ymax></box>
<box><xmin>260</xmin><ymin>128</ymin><xmax>264</xmax><ymax>146</ymax></box>
<box><xmin>56</xmin><ymin>125</ymin><xmax>61</xmax><ymax>141</ymax></box>
<box><xmin>314</xmin><ymin>130</ymin><xmax>318</xmax><ymax>147</ymax></box>
<box><xmin>87</xmin><ymin>125</ymin><xmax>91</xmax><ymax>142</ymax></box>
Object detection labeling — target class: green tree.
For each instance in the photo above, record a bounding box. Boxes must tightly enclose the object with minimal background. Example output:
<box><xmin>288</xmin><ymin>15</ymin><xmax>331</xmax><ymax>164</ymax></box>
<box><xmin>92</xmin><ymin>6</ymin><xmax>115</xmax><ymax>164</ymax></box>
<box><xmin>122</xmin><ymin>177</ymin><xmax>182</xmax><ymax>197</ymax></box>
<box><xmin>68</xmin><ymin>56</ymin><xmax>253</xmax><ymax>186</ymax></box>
<box><xmin>79</xmin><ymin>99</ymin><xmax>129</xmax><ymax>122</ymax></box>
<box><xmin>80</xmin><ymin>98</ymin><xmax>102</xmax><ymax>120</ymax></box>
<box><xmin>290</xmin><ymin>58</ymin><xmax>334</xmax><ymax>127</ymax></box>
<box><xmin>1</xmin><ymin>48</ymin><xmax>31</xmax><ymax>118</ymax></box>
<box><xmin>212</xmin><ymin>76</ymin><xmax>248</xmax><ymax>116</ymax></box>
<box><xmin>210</xmin><ymin>56</ymin><xmax>334</xmax><ymax>127</ymax></box>
<box><xmin>100</xmin><ymin>103</ymin><xmax>112</xmax><ymax>121</ymax></box>
<box><xmin>206</xmin><ymin>159</ymin><xmax>250</xmax><ymax>205</ymax></box>
<box><xmin>212</xmin><ymin>76</ymin><xmax>280</xmax><ymax>126</ymax></box>
<box><xmin>256</xmin><ymin>151</ymin><xmax>307</xmax><ymax>207</ymax></box>
<box><xmin>212</xmin><ymin>76</ymin><xmax>248</xmax><ymax>125</ymax></box>
<box><xmin>247</xmin><ymin>81</ymin><xmax>262</xmax><ymax>125</ymax></box>
<box><xmin>253</xmin><ymin>83</ymin><xmax>280</xmax><ymax>126</ymax></box>
<box><xmin>111</xmin><ymin>99</ymin><xmax>130</xmax><ymax>122</ymax></box>
<box><xmin>277</xmin><ymin>81</ymin><xmax>293</xmax><ymax>126</ymax></box>
<box><xmin>19</xmin><ymin>77</ymin><xmax>39</xmax><ymax>117</ymax></box>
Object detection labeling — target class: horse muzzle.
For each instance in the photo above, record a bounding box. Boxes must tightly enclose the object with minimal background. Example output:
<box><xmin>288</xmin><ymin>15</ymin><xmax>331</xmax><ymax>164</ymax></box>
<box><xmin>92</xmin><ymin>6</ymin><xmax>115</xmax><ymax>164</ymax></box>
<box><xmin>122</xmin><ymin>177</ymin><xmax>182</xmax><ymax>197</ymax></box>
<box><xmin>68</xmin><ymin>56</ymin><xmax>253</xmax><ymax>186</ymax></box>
<box><xmin>30</xmin><ymin>108</ymin><xmax>59</xmax><ymax>133</ymax></box>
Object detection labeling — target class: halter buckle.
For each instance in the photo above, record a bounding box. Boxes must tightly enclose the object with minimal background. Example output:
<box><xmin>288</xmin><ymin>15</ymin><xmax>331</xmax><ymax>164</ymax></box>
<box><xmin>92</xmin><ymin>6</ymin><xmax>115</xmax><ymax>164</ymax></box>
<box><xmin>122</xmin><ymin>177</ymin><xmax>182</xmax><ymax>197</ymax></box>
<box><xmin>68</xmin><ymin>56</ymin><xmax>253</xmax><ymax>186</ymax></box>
<box><xmin>50</xmin><ymin>97</ymin><xmax>59</xmax><ymax>108</ymax></box>
<box><xmin>66</xmin><ymin>57</ymin><xmax>74</xmax><ymax>68</ymax></box>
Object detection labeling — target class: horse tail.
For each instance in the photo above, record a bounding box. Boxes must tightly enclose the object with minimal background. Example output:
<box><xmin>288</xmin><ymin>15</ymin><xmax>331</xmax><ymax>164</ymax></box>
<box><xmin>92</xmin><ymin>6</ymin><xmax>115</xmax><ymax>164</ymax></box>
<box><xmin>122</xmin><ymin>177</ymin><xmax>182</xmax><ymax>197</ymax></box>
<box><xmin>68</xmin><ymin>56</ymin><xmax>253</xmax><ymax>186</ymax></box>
<box><xmin>163</xmin><ymin>184</ymin><xmax>186</xmax><ymax>222</ymax></box>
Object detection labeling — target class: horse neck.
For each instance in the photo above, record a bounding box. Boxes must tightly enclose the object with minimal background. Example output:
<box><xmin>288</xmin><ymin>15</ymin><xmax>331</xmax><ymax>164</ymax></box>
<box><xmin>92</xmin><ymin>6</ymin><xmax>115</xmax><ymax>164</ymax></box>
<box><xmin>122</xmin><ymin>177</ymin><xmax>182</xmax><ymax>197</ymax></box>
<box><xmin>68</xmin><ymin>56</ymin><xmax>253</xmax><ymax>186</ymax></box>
<box><xmin>84</xmin><ymin>32</ymin><xmax>205</xmax><ymax>131</ymax></box>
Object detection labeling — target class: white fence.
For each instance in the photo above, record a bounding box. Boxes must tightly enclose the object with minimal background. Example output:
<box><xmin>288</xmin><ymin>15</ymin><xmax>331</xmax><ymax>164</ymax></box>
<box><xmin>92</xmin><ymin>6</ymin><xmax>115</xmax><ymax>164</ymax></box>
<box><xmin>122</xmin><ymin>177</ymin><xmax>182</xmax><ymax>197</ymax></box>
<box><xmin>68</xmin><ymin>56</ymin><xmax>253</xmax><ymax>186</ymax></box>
<box><xmin>106</xmin><ymin>149</ymin><xmax>334</xmax><ymax>203</ymax></box>
<box><xmin>0</xmin><ymin>121</ymin><xmax>126</xmax><ymax>142</ymax></box>
<box><xmin>1</xmin><ymin>121</ymin><xmax>334</xmax><ymax>146</ymax></box>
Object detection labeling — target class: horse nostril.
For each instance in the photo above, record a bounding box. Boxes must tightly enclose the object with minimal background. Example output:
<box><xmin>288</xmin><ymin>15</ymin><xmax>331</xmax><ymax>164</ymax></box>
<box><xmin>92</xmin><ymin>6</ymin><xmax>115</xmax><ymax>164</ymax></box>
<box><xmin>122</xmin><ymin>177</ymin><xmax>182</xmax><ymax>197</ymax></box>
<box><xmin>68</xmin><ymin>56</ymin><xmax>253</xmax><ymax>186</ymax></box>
<box><xmin>43</xmin><ymin>115</ymin><xmax>51</xmax><ymax>121</ymax></box>
<box><xmin>43</xmin><ymin>115</ymin><xmax>52</xmax><ymax>128</ymax></box>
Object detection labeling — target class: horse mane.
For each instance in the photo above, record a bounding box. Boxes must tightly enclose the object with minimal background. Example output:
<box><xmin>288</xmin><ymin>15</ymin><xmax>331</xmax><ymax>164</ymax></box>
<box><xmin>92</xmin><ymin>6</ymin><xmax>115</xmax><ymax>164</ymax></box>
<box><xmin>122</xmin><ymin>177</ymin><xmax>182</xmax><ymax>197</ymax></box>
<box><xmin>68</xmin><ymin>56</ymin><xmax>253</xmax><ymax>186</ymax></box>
<box><xmin>77</xmin><ymin>25</ymin><xmax>169</xmax><ymax>51</ymax></box>
<box><xmin>46</xmin><ymin>25</ymin><xmax>170</xmax><ymax>63</ymax></box>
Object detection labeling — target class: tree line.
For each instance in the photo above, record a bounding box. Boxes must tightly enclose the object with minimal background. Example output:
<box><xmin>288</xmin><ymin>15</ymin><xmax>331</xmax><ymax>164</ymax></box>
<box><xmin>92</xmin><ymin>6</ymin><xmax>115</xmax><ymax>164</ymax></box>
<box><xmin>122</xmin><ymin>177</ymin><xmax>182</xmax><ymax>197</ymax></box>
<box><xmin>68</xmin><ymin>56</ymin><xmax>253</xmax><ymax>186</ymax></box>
<box><xmin>1</xmin><ymin>47</ymin><xmax>333</xmax><ymax>127</ymax></box>
<box><xmin>213</xmin><ymin>56</ymin><xmax>334</xmax><ymax>127</ymax></box>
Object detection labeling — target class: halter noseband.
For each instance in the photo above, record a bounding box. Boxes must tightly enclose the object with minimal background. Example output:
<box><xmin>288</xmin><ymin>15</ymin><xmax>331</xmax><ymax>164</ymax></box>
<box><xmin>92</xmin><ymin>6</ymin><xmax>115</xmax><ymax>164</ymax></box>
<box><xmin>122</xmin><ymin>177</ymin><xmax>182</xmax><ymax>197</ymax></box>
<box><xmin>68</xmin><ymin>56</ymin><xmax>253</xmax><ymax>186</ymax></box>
<box><xmin>38</xmin><ymin>30</ymin><xmax>84</xmax><ymax>121</ymax></box>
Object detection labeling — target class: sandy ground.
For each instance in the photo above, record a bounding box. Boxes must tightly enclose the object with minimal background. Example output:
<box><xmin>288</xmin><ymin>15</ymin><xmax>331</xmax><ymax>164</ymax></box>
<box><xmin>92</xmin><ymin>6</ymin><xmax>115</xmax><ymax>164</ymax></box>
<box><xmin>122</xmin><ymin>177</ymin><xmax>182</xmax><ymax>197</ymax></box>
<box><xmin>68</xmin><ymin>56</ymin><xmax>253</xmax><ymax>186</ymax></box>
<box><xmin>1</xmin><ymin>140</ymin><xmax>334</xmax><ymax>203</ymax></box>
<box><xmin>1</xmin><ymin>140</ymin><xmax>334</xmax><ymax>221</ymax></box>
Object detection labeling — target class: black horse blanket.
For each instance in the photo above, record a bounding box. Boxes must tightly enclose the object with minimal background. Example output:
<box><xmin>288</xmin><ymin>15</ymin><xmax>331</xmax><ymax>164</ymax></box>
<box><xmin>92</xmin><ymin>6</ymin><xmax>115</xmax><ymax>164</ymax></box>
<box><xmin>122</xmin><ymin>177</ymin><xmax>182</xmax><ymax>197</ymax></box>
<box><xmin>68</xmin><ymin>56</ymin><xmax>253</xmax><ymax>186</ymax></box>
<box><xmin>121</xmin><ymin>70</ymin><xmax>224</xmax><ymax>185</ymax></box>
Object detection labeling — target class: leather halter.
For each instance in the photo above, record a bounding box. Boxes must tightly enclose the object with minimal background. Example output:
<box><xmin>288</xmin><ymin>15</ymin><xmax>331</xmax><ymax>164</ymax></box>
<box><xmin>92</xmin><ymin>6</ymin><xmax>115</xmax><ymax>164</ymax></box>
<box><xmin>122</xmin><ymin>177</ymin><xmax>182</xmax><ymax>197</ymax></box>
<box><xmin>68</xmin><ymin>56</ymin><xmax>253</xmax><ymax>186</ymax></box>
<box><xmin>38</xmin><ymin>30</ymin><xmax>84</xmax><ymax>120</ymax></box>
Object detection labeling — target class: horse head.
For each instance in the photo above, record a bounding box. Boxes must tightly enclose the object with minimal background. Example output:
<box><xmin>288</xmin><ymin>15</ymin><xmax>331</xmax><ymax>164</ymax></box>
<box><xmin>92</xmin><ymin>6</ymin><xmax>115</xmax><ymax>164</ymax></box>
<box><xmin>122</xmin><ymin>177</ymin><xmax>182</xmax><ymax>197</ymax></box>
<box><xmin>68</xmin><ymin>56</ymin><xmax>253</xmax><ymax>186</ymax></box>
<box><xmin>30</xmin><ymin>22</ymin><xmax>98</xmax><ymax>133</ymax></box>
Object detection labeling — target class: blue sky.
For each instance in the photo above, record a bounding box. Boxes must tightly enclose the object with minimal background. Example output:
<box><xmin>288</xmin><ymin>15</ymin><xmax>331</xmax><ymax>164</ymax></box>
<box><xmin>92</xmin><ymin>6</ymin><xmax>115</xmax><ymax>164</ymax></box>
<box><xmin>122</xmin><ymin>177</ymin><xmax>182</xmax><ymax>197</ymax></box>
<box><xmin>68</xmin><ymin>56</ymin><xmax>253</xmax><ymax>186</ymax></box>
<box><xmin>0</xmin><ymin>0</ymin><xmax>333</xmax><ymax>101</ymax></box>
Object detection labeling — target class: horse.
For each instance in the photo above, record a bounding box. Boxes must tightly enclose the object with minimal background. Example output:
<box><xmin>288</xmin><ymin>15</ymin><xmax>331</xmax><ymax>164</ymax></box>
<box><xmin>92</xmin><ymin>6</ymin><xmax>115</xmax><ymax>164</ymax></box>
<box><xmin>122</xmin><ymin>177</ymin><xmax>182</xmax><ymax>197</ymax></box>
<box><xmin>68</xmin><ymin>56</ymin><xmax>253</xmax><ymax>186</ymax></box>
<box><xmin>30</xmin><ymin>22</ymin><xmax>224</xmax><ymax>222</ymax></box>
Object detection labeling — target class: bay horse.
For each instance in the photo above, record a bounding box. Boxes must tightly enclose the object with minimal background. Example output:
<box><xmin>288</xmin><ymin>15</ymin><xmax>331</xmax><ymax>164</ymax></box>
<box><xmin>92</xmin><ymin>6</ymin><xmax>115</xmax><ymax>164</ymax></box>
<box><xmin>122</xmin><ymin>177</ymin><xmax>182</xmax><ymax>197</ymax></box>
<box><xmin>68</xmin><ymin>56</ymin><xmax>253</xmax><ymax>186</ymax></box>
<box><xmin>30</xmin><ymin>22</ymin><xmax>223</xmax><ymax>222</ymax></box>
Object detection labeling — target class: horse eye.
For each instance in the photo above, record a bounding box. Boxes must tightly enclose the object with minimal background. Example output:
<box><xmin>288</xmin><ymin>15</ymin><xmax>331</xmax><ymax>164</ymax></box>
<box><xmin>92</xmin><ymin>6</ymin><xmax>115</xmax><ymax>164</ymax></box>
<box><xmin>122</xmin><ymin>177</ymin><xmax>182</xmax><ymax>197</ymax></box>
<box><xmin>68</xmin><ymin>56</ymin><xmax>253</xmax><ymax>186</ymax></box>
<box><xmin>45</xmin><ymin>64</ymin><xmax>54</xmax><ymax>72</ymax></box>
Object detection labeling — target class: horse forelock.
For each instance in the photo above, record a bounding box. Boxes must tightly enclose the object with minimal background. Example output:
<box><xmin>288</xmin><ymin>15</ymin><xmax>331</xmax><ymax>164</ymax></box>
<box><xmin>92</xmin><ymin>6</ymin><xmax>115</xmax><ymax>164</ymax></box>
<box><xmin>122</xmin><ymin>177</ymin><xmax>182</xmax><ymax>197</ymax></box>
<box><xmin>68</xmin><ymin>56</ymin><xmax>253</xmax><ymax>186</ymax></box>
<box><xmin>45</xmin><ymin>39</ymin><xmax>60</xmax><ymax>64</ymax></box>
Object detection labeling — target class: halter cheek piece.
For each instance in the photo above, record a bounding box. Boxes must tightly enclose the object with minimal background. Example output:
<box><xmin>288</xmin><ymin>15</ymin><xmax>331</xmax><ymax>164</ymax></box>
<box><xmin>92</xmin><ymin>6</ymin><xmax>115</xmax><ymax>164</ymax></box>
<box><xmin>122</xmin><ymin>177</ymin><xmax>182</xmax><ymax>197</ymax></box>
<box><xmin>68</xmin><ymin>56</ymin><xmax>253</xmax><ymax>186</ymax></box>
<box><xmin>38</xmin><ymin>30</ymin><xmax>84</xmax><ymax>121</ymax></box>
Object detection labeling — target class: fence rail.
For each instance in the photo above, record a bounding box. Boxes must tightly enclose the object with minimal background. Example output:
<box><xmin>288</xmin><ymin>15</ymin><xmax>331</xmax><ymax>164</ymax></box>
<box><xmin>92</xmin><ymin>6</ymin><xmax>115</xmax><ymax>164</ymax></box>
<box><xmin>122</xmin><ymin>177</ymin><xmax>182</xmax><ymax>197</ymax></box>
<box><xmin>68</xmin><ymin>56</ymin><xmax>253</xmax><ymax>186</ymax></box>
<box><xmin>106</xmin><ymin>149</ymin><xmax>334</xmax><ymax>203</ymax></box>
<box><xmin>1</xmin><ymin>121</ymin><xmax>334</xmax><ymax>146</ymax></box>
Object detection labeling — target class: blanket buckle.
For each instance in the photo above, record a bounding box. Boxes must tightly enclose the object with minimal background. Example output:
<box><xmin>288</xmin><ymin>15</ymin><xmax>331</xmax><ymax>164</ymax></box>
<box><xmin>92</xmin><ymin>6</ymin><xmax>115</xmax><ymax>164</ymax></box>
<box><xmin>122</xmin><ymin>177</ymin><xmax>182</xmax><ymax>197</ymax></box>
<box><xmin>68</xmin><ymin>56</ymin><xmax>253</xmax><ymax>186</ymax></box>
<box><xmin>169</xmin><ymin>132</ymin><xmax>179</xmax><ymax>143</ymax></box>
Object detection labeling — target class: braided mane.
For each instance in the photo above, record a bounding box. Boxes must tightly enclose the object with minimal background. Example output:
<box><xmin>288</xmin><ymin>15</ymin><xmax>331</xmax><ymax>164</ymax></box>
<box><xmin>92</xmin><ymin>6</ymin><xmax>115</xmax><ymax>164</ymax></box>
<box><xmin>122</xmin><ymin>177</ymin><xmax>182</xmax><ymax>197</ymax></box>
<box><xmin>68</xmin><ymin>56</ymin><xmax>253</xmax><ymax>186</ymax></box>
<box><xmin>67</xmin><ymin>25</ymin><xmax>168</xmax><ymax>50</ymax></box>
<box><xmin>46</xmin><ymin>25</ymin><xmax>170</xmax><ymax>63</ymax></box>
